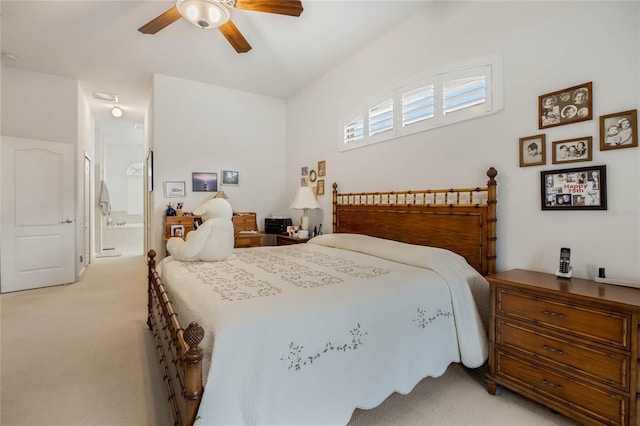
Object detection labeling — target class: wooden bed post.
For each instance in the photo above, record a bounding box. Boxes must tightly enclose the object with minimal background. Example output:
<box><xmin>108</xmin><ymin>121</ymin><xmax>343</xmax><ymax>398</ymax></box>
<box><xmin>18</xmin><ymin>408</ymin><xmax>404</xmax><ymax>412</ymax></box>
<box><xmin>332</xmin><ymin>182</ymin><xmax>338</xmax><ymax>233</ymax></box>
<box><xmin>183</xmin><ymin>322</ymin><xmax>204</xmax><ymax>426</ymax></box>
<box><xmin>486</xmin><ymin>167</ymin><xmax>498</xmax><ymax>275</ymax></box>
<box><xmin>147</xmin><ymin>249</ymin><xmax>156</xmax><ymax>331</ymax></box>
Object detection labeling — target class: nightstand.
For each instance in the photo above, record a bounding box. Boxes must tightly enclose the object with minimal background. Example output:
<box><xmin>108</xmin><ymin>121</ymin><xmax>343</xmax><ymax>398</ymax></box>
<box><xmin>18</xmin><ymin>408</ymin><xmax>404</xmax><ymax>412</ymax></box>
<box><xmin>485</xmin><ymin>269</ymin><xmax>640</xmax><ymax>426</ymax></box>
<box><xmin>276</xmin><ymin>235</ymin><xmax>310</xmax><ymax>246</ymax></box>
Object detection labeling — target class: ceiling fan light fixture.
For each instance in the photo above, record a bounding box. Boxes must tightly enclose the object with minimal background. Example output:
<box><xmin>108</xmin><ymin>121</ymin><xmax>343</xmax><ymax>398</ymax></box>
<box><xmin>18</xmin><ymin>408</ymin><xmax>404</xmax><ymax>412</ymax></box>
<box><xmin>177</xmin><ymin>0</ymin><xmax>230</xmax><ymax>29</ymax></box>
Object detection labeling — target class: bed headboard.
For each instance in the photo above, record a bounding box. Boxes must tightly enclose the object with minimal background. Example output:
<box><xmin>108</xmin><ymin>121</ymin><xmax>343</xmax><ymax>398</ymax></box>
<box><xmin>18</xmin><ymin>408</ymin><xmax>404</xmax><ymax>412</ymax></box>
<box><xmin>332</xmin><ymin>167</ymin><xmax>497</xmax><ymax>276</ymax></box>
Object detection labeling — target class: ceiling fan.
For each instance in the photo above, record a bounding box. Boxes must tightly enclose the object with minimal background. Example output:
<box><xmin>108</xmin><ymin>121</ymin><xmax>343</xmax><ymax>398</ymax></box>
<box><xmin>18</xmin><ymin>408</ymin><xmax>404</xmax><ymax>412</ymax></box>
<box><xmin>138</xmin><ymin>0</ymin><xmax>303</xmax><ymax>53</ymax></box>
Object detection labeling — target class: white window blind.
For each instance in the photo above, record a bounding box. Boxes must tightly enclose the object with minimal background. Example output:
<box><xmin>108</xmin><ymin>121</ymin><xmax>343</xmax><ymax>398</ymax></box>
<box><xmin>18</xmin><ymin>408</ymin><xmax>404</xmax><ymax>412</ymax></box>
<box><xmin>443</xmin><ymin>76</ymin><xmax>486</xmax><ymax>115</ymax></box>
<box><xmin>368</xmin><ymin>99</ymin><xmax>394</xmax><ymax>136</ymax></box>
<box><xmin>401</xmin><ymin>84</ymin><xmax>435</xmax><ymax>127</ymax></box>
<box><xmin>339</xmin><ymin>56</ymin><xmax>502</xmax><ymax>152</ymax></box>
<box><xmin>343</xmin><ymin>115</ymin><xmax>365</xmax><ymax>145</ymax></box>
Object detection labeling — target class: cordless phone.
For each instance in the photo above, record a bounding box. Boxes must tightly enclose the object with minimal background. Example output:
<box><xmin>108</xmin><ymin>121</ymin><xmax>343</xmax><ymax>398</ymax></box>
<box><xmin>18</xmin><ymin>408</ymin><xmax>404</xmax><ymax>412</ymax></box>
<box><xmin>556</xmin><ymin>247</ymin><xmax>573</xmax><ymax>278</ymax></box>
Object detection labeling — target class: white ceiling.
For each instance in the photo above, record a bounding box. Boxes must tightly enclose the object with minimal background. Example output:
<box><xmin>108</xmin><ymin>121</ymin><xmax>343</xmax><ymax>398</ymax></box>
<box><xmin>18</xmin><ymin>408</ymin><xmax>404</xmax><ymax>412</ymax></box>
<box><xmin>1</xmin><ymin>0</ymin><xmax>430</xmax><ymax>127</ymax></box>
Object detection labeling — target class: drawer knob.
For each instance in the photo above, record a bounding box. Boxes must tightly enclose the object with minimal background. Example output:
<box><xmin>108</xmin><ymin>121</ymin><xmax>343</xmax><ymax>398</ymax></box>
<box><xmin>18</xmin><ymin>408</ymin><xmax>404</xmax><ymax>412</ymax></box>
<box><xmin>542</xmin><ymin>344</ymin><xmax>564</xmax><ymax>355</ymax></box>
<box><xmin>540</xmin><ymin>378</ymin><xmax>563</xmax><ymax>390</ymax></box>
<box><xmin>541</xmin><ymin>309</ymin><xmax>564</xmax><ymax>319</ymax></box>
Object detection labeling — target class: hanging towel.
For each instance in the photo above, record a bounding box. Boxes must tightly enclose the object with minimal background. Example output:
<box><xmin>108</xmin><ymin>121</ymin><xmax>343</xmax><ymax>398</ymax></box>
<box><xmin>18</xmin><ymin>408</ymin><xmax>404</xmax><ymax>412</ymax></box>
<box><xmin>99</xmin><ymin>180</ymin><xmax>111</xmax><ymax>216</ymax></box>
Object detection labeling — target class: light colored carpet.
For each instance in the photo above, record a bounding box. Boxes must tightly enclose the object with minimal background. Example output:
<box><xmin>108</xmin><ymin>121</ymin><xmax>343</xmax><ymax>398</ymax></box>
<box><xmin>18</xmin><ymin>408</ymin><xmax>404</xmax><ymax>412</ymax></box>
<box><xmin>1</xmin><ymin>254</ymin><xmax>580</xmax><ymax>426</ymax></box>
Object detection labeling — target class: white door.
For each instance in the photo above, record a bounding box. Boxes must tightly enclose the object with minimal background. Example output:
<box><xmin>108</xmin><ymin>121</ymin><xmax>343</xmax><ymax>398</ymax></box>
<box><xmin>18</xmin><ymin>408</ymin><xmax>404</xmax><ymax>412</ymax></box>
<box><xmin>1</xmin><ymin>137</ymin><xmax>75</xmax><ymax>293</ymax></box>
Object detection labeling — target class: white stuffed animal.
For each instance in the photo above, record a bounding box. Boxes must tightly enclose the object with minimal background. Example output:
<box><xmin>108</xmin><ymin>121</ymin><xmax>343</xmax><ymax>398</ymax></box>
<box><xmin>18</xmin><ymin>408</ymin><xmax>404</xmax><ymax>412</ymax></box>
<box><xmin>166</xmin><ymin>198</ymin><xmax>235</xmax><ymax>262</ymax></box>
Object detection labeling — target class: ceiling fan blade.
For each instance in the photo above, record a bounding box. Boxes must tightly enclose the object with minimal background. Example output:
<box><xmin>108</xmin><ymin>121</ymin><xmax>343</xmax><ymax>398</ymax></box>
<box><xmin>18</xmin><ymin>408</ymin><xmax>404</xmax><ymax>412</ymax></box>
<box><xmin>138</xmin><ymin>6</ymin><xmax>182</xmax><ymax>34</ymax></box>
<box><xmin>234</xmin><ymin>0</ymin><xmax>303</xmax><ymax>17</ymax></box>
<box><xmin>219</xmin><ymin>20</ymin><xmax>252</xmax><ymax>53</ymax></box>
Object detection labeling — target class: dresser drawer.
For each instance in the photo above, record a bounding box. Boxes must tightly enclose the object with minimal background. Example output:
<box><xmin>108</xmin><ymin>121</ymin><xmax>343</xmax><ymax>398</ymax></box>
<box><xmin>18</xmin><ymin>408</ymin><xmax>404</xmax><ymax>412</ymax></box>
<box><xmin>166</xmin><ymin>216</ymin><xmax>197</xmax><ymax>226</ymax></box>
<box><xmin>233</xmin><ymin>214</ymin><xmax>257</xmax><ymax>233</ymax></box>
<box><xmin>496</xmin><ymin>287</ymin><xmax>631</xmax><ymax>350</ymax></box>
<box><xmin>496</xmin><ymin>351</ymin><xmax>628</xmax><ymax>426</ymax></box>
<box><xmin>497</xmin><ymin>319</ymin><xmax>629</xmax><ymax>391</ymax></box>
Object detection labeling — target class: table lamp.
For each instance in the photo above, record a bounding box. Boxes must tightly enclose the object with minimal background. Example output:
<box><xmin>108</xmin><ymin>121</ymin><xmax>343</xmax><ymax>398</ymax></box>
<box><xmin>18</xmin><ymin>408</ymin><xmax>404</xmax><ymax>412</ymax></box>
<box><xmin>290</xmin><ymin>186</ymin><xmax>320</xmax><ymax>231</ymax></box>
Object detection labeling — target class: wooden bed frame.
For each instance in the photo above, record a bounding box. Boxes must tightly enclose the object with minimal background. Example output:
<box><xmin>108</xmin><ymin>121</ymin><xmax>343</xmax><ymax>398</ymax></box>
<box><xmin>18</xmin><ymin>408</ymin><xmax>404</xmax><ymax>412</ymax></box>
<box><xmin>147</xmin><ymin>167</ymin><xmax>497</xmax><ymax>425</ymax></box>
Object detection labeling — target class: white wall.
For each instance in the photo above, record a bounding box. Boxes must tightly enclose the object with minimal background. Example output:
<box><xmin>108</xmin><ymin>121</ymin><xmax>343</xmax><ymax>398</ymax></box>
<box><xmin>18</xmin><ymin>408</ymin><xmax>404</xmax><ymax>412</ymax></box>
<box><xmin>2</xmin><ymin>68</ymin><xmax>78</xmax><ymax>144</ymax></box>
<box><xmin>150</xmin><ymin>74</ymin><xmax>287</xmax><ymax>257</ymax></box>
<box><xmin>1</xmin><ymin>67</ymin><xmax>85</xmax><ymax>277</ymax></box>
<box><xmin>286</xmin><ymin>1</ymin><xmax>640</xmax><ymax>281</ymax></box>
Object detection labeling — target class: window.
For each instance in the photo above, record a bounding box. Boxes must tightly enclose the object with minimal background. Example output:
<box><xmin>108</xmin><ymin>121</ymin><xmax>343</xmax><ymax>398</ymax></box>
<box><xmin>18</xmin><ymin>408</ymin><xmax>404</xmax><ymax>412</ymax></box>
<box><xmin>339</xmin><ymin>56</ymin><xmax>503</xmax><ymax>151</ymax></box>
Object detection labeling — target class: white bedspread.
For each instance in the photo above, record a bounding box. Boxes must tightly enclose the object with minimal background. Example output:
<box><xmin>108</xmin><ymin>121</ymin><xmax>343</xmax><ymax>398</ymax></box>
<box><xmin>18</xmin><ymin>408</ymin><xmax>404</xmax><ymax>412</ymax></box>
<box><xmin>158</xmin><ymin>234</ymin><xmax>489</xmax><ymax>426</ymax></box>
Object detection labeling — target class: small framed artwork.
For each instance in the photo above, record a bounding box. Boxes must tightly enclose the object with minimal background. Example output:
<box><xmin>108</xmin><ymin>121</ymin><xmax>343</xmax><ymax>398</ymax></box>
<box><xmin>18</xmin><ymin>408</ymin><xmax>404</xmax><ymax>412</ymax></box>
<box><xmin>147</xmin><ymin>150</ymin><xmax>153</xmax><ymax>192</ymax></box>
<box><xmin>222</xmin><ymin>170</ymin><xmax>239</xmax><ymax>186</ymax></box>
<box><xmin>317</xmin><ymin>179</ymin><xmax>325</xmax><ymax>195</ymax></box>
<box><xmin>519</xmin><ymin>134</ymin><xmax>546</xmax><ymax>167</ymax></box>
<box><xmin>318</xmin><ymin>161</ymin><xmax>326</xmax><ymax>177</ymax></box>
<box><xmin>599</xmin><ymin>109</ymin><xmax>637</xmax><ymax>150</ymax></box>
<box><xmin>192</xmin><ymin>172</ymin><xmax>218</xmax><ymax>192</ymax></box>
<box><xmin>551</xmin><ymin>137</ymin><xmax>592</xmax><ymax>164</ymax></box>
<box><xmin>309</xmin><ymin>170</ymin><xmax>317</xmax><ymax>182</ymax></box>
<box><xmin>164</xmin><ymin>181</ymin><xmax>186</xmax><ymax>198</ymax></box>
<box><xmin>301</xmin><ymin>177</ymin><xmax>307</xmax><ymax>187</ymax></box>
<box><xmin>170</xmin><ymin>224</ymin><xmax>185</xmax><ymax>237</ymax></box>
<box><xmin>541</xmin><ymin>165</ymin><xmax>606</xmax><ymax>210</ymax></box>
<box><xmin>301</xmin><ymin>166</ymin><xmax>308</xmax><ymax>176</ymax></box>
<box><xmin>539</xmin><ymin>82</ymin><xmax>592</xmax><ymax>129</ymax></box>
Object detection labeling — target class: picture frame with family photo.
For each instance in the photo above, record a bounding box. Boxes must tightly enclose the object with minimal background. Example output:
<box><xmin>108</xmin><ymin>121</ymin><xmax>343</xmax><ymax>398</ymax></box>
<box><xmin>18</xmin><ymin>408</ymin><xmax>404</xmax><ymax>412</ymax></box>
<box><xmin>551</xmin><ymin>137</ymin><xmax>592</xmax><ymax>164</ymax></box>
<box><xmin>599</xmin><ymin>109</ymin><xmax>637</xmax><ymax>151</ymax></box>
<box><xmin>539</xmin><ymin>82</ymin><xmax>593</xmax><ymax>129</ymax></box>
<box><xmin>519</xmin><ymin>134</ymin><xmax>546</xmax><ymax>167</ymax></box>
<box><xmin>541</xmin><ymin>165</ymin><xmax>606</xmax><ymax>211</ymax></box>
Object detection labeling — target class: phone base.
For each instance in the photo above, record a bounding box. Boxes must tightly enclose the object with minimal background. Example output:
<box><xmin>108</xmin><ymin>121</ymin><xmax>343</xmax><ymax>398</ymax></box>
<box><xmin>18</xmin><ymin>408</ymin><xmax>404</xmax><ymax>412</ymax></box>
<box><xmin>556</xmin><ymin>266</ymin><xmax>573</xmax><ymax>279</ymax></box>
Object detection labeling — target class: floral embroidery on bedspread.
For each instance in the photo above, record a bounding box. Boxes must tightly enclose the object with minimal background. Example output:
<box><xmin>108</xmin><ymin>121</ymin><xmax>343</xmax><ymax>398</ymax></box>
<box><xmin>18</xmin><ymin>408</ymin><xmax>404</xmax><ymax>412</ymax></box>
<box><xmin>183</xmin><ymin>262</ymin><xmax>282</xmax><ymax>302</ymax></box>
<box><xmin>413</xmin><ymin>308</ymin><xmax>452</xmax><ymax>328</ymax></box>
<box><xmin>179</xmin><ymin>248</ymin><xmax>392</xmax><ymax>301</ymax></box>
<box><xmin>281</xmin><ymin>323</ymin><xmax>368</xmax><ymax>371</ymax></box>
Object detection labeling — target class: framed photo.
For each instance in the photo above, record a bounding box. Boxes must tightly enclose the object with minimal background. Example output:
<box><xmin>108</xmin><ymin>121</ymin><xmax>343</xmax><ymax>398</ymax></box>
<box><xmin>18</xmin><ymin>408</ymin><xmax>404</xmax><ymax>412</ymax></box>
<box><xmin>192</xmin><ymin>172</ymin><xmax>217</xmax><ymax>192</ymax></box>
<box><xmin>318</xmin><ymin>161</ymin><xmax>326</xmax><ymax>177</ymax></box>
<box><xmin>599</xmin><ymin>109</ymin><xmax>637</xmax><ymax>150</ymax></box>
<box><xmin>539</xmin><ymin>82</ymin><xmax>592</xmax><ymax>129</ymax></box>
<box><xmin>541</xmin><ymin>165</ymin><xmax>606</xmax><ymax>210</ymax></box>
<box><xmin>519</xmin><ymin>134</ymin><xmax>546</xmax><ymax>167</ymax></box>
<box><xmin>170</xmin><ymin>224</ymin><xmax>185</xmax><ymax>238</ymax></box>
<box><xmin>222</xmin><ymin>170</ymin><xmax>239</xmax><ymax>186</ymax></box>
<box><xmin>147</xmin><ymin>150</ymin><xmax>153</xmax><ymax>192</ymax></box>
<box><xmin>316</xmin><ymin>179</ymin><xmax>325</xmax><ymax>195</ymax></box>
<box><xmin>309</xmin><ymin>170</ymin><xmax>317</xmax><ymax>182</ymax></box>
<box><xmin>301</xmin><ymin>166</ymin><xmax>308</xmax><ymax>176</ymax></box>
<box><xmin>551</xmin><ymin>137</ymin><xmax>592</xmax><ymax>164</ymax></box>
<box><xmin>301</xmin><ymin>177</ymin><xmax>307</xmax><ymax>187</ymax></box>
<box><xmin>164</xmin><ymin>181</ymin><xmax>186</xmax><ymax>198</ymax></box>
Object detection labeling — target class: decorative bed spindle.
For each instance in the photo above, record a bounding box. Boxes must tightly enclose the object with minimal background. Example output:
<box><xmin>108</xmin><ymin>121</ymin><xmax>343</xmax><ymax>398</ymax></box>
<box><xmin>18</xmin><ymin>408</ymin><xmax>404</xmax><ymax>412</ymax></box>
<box><xmin>148</xmin><ymin>250</ymin><xmax>204</xmax><ymax>426</ymax></box>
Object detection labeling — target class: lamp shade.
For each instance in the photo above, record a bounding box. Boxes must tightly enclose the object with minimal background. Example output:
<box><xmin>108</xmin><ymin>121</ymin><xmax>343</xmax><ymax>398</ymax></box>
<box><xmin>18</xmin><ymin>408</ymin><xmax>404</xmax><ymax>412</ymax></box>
<box><xmin>214</xmin><ymin>190</ymin><xmax>228</xmax><ymax>199</ymax></box>
<box><xmin>290</xmin><ymin>186</ymin><xmax>320</xmax><ymax>231</ymax></box>
<box><xmin>290</xmin><ymin>186</ymin><xmax>320</xmax><ymax>210</ymax></box>
<box><xmin>177</xmin><ymin>0</ymin><xmax>230</xmax><ymax>29</ymax></box>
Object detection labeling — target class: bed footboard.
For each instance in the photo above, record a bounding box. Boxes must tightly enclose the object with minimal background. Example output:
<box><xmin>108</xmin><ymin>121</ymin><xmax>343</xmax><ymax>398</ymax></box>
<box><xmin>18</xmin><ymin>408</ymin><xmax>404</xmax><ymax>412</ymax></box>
<box><xmin>147</xmin><ymin>250</ymin><xmax>204</xmax><ymax>426</ymax></box>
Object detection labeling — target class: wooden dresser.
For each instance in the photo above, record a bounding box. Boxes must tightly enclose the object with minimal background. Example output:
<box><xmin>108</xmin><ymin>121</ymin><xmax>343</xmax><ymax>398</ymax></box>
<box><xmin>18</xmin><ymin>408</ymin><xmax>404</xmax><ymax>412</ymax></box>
<box><xmin>232</xmin><ymin>212</ymin><xmax>264</xmax><ymax>248</ymax></box>
<box><xmin>164</xmin><ymin>215</ymin><xmax>201</xmax><ymax>255</ymax></box>
<box><xmin>485</xmin><ymin>269</ymin><xmax>640</xmax><ymax>425</ymax></box>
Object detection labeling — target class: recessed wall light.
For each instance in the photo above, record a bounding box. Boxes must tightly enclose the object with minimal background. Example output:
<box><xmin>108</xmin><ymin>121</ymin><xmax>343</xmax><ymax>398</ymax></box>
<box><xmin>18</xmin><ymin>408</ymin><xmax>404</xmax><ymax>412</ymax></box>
<box><xmin>111</xmin><ymin>106</ymin><xmax>123</xmax><ymax>118</ymax></box>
